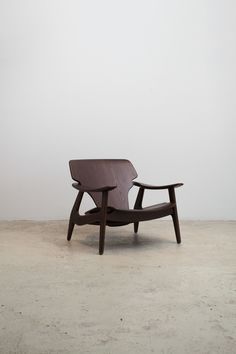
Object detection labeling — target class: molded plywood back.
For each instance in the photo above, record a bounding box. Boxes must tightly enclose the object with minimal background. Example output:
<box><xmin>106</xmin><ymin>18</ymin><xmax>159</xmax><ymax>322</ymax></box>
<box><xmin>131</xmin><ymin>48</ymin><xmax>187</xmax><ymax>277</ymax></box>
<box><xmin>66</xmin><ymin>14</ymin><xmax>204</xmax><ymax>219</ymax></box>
<box><xmin>69</xmin><ymin>159</ymin><xmax>138</xmax><ymax>209</ymax></box>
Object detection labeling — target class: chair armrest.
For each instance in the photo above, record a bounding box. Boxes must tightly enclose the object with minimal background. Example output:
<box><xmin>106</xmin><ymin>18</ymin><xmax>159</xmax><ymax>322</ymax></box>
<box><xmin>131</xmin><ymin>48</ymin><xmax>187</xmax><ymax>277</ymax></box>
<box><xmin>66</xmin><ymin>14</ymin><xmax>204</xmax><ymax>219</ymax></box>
<box><xmin>133</xmin><ymin>181</ymin><xmax>183</xmax><ymax>190</ymax></box>
<box><xmin>72</xmin><ymin>183</ymin><xmax>117</xmax><ymax>192</ymax></box>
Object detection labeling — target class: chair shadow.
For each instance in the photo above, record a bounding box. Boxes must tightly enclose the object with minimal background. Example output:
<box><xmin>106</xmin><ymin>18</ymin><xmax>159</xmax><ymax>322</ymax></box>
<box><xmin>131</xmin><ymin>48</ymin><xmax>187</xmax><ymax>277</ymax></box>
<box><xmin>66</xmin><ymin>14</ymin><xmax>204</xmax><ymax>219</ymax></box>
<box><xmin>79</xmin><ymin>228</ymin><xmax>175</xmax><ymax>253</ymax></box>
<box><xmin>45</xmin><ymin>222</ymin><xmax>176</xmax><ymax>254</ymax></box>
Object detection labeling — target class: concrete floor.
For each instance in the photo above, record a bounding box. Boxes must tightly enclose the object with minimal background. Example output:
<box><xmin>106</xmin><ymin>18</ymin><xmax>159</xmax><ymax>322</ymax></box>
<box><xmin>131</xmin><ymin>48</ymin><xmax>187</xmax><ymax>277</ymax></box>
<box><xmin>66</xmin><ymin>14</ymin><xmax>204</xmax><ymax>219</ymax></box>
<box><xmin>0</xmin><ymin>220</ymin><xmax>236</xmax><ymax>354</ymax></box>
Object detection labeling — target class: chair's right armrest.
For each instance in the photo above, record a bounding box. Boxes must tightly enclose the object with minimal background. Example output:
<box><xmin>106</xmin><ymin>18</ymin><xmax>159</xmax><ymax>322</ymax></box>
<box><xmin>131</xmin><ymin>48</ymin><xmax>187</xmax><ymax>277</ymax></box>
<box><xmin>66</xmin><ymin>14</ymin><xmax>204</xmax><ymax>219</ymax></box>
<box><xmin>72</xmin><ymin>183</ymin><xmax>117</xmax><ymax>192</ymax></box>
<box><xmin>133</xmin><ymin>181</ymin><xmax>183</xmax><ymax>190</ymax></box>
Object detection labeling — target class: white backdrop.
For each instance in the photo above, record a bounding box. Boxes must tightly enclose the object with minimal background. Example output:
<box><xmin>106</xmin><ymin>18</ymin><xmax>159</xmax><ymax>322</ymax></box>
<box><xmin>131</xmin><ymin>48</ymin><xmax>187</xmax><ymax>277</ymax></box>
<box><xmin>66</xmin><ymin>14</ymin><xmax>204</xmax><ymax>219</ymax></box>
<box><xmin>1</xmin><ymin>0</ymin><xmax>236</xmax><ymax>220</ymax></box>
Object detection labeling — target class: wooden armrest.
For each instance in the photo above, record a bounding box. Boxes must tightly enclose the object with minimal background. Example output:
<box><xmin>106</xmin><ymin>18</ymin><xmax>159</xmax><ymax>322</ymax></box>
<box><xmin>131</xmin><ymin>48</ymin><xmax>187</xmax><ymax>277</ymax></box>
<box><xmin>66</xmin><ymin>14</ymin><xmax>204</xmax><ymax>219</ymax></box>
<box><xmin>72</xmin><ymin>183</ymin><xmax>117</xmax><ymax>192</ymax></box>
<box><xmin>133</xmin><ymin>181</ymin><xmax>183</xmax><ymax>190</ymax></box>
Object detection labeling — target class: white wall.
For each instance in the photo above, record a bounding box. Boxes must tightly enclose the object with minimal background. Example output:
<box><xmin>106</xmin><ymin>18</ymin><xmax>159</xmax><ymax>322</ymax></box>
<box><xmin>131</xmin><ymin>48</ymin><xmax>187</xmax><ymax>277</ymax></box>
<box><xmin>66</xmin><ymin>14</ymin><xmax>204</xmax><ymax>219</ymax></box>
<box><xmin>1</xmin><ymin>0</ymin><xmax>236</xmax><ymax>220</ymax></box>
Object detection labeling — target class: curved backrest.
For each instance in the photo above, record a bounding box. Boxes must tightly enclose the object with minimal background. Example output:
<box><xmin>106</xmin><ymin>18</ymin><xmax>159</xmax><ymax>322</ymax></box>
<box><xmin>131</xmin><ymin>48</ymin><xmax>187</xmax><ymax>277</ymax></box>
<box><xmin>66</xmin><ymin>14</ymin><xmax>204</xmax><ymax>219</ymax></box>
<box><xmin>69</xmin><ymin>159</ymin><xmax>138</xmax><ymax>209</ymax></box>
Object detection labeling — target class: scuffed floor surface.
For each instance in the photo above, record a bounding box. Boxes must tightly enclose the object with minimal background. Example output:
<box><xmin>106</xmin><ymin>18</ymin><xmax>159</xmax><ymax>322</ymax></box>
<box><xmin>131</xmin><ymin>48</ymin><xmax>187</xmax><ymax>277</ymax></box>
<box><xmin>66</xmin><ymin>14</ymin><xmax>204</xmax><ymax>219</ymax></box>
<box><xmin>0</xmin><ymin>220</ymin><xmax>236</xmax><ymax>354</ymax></box>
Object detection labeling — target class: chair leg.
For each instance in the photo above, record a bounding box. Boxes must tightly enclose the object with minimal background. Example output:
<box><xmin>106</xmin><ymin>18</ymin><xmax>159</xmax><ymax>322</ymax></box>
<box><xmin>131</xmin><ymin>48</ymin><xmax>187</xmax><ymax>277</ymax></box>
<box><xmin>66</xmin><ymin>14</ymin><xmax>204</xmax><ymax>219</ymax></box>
<box><xmin>99</xmin><ymin>221</ymin><xmax>106</xmax><ymax>255</ymax></box>
<box><xmin>67</xmin><ymin>191</ymin><xmax>84</xmax><ymax>242</ymax></box>
<box><xmin>133</xmin><ymin>187</ymin><xmax>144</xmax><ymax>234</ymax></box>
<box><xmin>99</xmin><ymin>191</ymin><xmax>108</xmax><ymax>255</ymax></box>
<box><xmin>134</xmin><ymin>222</ymin><xmax>139</xmax><ymax>233</ymax></box>
<box><xmin>67</xmin><ymin>218</ymin><xmax>75</xmax><ymax>241</ymax></box>
<box><xmin>172</xmin><ymin>208</ymin><xmax>181</xmax><ymax>244</ymax></box>
<box><xmin>168</xmin><ymin>187</ymin><xmax>181</xmax><ymax>244</ymax></box>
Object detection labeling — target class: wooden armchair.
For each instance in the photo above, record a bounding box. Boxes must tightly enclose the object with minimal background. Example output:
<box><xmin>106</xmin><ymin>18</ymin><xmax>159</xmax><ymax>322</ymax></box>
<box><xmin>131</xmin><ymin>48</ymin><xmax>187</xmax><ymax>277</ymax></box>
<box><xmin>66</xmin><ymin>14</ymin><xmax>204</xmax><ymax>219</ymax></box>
<box><xmin>67</xmin><ymin>159</ymin><xmax>183</xmax><ymax>254</ymax></box>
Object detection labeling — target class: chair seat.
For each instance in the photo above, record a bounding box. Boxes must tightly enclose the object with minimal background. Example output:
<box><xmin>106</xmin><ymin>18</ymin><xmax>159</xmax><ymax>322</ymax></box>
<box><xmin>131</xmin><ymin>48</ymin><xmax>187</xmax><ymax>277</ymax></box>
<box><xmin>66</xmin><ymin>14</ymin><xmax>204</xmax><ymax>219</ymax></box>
<box><xmin>85</xmin><ymin>202</ymin><xmax>175</xmax><ymax>226</ymax></box>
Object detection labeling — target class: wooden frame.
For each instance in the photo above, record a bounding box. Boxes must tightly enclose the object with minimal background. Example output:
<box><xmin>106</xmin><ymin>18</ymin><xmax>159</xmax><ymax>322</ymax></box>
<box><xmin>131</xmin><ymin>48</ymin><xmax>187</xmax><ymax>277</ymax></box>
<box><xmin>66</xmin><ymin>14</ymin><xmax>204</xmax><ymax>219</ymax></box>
<box><xmin>67</xmin><ymin>159</ymin><xmax>183</xmax><ymax>254</ymax></box>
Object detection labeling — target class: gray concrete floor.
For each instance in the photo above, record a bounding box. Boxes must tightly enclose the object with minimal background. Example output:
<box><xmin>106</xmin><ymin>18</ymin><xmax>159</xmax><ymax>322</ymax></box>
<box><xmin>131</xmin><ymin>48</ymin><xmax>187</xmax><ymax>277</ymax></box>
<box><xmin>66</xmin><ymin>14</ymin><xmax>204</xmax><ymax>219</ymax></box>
<box><xmin>0</xmin><ymin>220</ymin><xmax>236</xmax><ymax>354</ymax></box>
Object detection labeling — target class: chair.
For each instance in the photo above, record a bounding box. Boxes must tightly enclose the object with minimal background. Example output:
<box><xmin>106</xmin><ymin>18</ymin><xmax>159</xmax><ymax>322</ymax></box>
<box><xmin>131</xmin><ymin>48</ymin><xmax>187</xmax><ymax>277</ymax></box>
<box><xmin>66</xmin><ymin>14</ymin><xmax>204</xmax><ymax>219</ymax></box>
<box><xmin>67</xmin><ymin>159</ymin><xmax>183</xmax><ymax>254</ymax></box>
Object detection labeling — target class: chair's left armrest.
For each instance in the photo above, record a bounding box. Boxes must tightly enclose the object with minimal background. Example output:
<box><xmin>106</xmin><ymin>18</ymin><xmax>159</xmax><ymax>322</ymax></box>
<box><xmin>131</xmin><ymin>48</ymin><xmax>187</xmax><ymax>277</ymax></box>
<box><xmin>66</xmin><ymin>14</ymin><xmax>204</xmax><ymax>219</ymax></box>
<box><xmin>72</xmin><ymin>183</ymin><xmax>117</xmax><ymax>192</ymax></box>
<box><xmin>133</xmin><ymin>181</ymin><xmax>183</xmax><ymax>190</ymax></box>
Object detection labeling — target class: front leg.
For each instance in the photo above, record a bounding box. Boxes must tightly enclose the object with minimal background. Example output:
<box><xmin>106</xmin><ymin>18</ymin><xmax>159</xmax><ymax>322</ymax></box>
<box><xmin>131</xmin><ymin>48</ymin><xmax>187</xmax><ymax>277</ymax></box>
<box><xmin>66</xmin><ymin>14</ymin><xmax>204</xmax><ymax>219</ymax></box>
<box><xmin>133</xmin><ymin>187</ymin><xmax>144</xmax><ymax>233</ymax></box>
<box><xmin>99</xmin><ymin>190</ymin><xmax>108</xmax><ymax>255</ymax></box>
<box><xmin>67</xmin><ymin>191</ymin><xmax>84</xmax><ymax>241</ymax></box>
<box><xmin>168</xmin><ymin>187</ymin><xmax>181</xmax><ymax>244</ymax></box>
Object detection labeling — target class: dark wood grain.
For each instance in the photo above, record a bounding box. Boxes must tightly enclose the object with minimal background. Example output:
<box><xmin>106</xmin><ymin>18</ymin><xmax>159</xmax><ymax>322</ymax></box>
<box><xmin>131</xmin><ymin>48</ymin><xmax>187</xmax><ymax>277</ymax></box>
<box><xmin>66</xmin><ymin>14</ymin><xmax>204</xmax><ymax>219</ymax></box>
<box><xmin>67</xmin><ymin>159</ymin><xmax>183</xmax><ymax>254</ymax></box>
